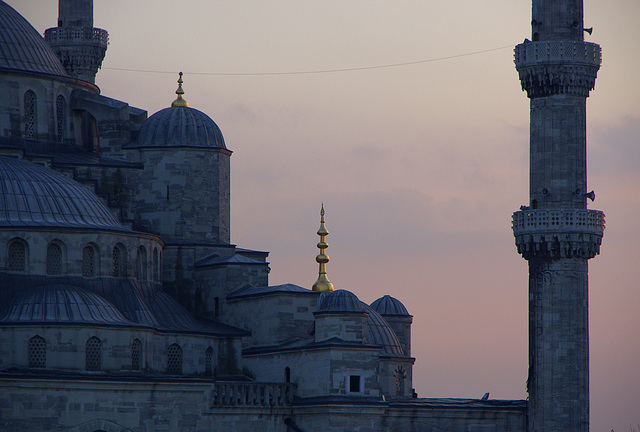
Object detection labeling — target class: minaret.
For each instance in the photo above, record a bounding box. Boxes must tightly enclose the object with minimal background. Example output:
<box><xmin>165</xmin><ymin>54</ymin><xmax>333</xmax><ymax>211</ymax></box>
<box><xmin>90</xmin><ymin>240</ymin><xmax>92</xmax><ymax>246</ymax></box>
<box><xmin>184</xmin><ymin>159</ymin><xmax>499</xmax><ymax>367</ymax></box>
<box><xmin>44</xmin><ymin>0</ymin><xmax>108</xmax><ymax>83</ymax></box>
<box><xmin>513</xmin><ymin>1</ymin><xmax>604</xmax><ymax>431</ymax></box>
<box><xmin>312</xmin><ymin>204</ymin><xmax>334</xmax><ymax>292</ymax></box>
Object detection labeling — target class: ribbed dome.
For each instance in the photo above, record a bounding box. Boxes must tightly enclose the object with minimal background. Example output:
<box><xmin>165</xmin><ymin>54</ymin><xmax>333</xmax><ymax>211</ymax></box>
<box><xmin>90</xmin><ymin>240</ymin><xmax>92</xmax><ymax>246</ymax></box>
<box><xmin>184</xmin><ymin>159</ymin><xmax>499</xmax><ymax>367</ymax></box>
<box><xmin>317</xmin><ymin>289</ymin><xmax>364</xmax><ymax>313</ymax></box>
<box><xmin>0</xmin><ymin>1</ymin><xmax>69</xmax><ymax>77</ymax></box>
<box><xmin>370</xmin><ymin>295</ymin><xmax>411</xmax><ymax>316</ymax></box>
<box><xmin>362</xmin><ymin>303</ymin><xmax>405</xmax><ymax>357</ymax></box>
<box><xmin>0</xmin><ymin>284</ymin><xmax>136</xmax><ymax>326</ymax></box>
<box><xmin>136</xmin><ymin>106</ymin><xmax>226</xmax><ymax>149</ymax></box>
<box><xmin>0</xmin><ymin>156</ymin><xmax>127</xmax><ymax>231</ymax></box>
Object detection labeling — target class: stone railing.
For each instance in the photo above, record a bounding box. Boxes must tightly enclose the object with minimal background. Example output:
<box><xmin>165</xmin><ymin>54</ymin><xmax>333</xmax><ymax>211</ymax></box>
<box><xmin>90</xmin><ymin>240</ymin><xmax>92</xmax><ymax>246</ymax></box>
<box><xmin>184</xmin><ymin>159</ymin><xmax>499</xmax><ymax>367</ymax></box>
<box><xmin>512</xmin><ymin>209</ymin><xmax>604</xmax><ymax>236</ymax></box>
<box><xmin>514</xmin><ymin>41</ymin><xmax>601</xmax><ymax>68</ymax></box>
<box><xmin>212</xmin><ymin>382</ymin><xmax>296</xmax><ymax>407</ymax></box>
<box><xmin>45</xmin><ymin>27</ymin><xmax>109</xmax><ymax>47</ymax></box>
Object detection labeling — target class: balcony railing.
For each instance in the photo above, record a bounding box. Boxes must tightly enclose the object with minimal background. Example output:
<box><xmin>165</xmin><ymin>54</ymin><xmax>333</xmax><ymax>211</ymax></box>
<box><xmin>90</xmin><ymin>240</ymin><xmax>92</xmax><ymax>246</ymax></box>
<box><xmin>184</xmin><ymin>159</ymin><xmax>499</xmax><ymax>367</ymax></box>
<box><xmin>45</xmin><ymin>27</ymin><xmax>109</xmax><ymax>47</ymax></box>
<box><xmin>512</xmin><ymin>209</ymin><xmax>604</xmax><ymax>237</ymax></box>
<box><xmin>212</xmin><ymin>382</ymin><xmax>296</xmax><ymax>407</ymax></box>
<box><xmin>514</xmin><ymin>41</ymin><xmax>601</xmax><ymax>68</ymax></box>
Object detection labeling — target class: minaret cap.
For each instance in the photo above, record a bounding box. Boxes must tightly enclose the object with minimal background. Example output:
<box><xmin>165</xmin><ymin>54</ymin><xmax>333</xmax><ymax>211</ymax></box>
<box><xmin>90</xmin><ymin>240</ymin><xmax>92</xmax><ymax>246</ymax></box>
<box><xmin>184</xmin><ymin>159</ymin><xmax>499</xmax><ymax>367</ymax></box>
<box><xmin>171</xmin><ymin>72</ymin><xmax>189</xmax><ymax>107</ymax></box>
<box><xmin>312</xmin><ymin>204</ymin><xmax>334</xmax><ymax>292</ymax></box>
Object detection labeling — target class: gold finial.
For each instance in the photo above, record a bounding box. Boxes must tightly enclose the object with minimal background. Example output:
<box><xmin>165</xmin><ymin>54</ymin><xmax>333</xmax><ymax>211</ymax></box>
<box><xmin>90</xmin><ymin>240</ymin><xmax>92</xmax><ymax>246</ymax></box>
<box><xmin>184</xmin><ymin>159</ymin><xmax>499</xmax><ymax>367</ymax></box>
<box><xmin>171</xmin><ymin>71</ymin><xmax>189</xmax><ymax>107</ymax></box>
<box><xmin>312</xmin><ymin>203</ymin><xmax>334</xmax><ymax>292</ymax></box>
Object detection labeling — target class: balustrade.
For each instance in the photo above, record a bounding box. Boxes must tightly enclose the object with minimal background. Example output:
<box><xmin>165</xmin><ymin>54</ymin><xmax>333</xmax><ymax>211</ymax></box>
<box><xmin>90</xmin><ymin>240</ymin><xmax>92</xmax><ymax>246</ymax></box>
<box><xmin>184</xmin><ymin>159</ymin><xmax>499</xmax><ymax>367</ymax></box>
<box><xmin>212</xmin><ymin>382</ymin><xmax>296</xmax><ymax>407</ymax></box>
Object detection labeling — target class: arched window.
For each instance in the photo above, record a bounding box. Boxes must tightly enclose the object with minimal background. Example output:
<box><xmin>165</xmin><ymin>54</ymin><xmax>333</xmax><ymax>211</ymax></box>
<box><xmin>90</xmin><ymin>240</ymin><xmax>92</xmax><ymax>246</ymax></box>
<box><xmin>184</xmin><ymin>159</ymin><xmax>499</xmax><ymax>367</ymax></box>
<box><xmin>46</xmin><ymin>242</ymin><xmax>63</xmax><ymax>275</ymax></box>
<box><xmin>7</xmin><ymin>238</ymin><xmax>27</xmax><ymax>272</ymax></box>
<box><xmin>394</xmin><ymin>366</ymin><xmax>406</xmax><ymax>397</ymax></box>
<box><xmin>205</xmin><ymin>346</ymin><xmax>214</xmax><ymax>376</ymax></box>
<box><xmin>56</xmin><ymin>95</ymin><xmax>66</xmax><ymax>142</ymax></box>
<box><xmin>28</xmin><ymin>335</ymin><xmax>46</xmax><ymax>368</ymax></box>
<box><xmin>152</xmin><ymin>248</ymin><xmax>159</xmax><ymax>281</ymax></box>
<box><xmin>135</xmin><ymin>246</ymin><xmax>147</xmax><ymax>281</ymax></box>
<box><xmin>86</xmin><ymin>336</ymin><xmax>102</xmax><ymax>371</ymax></box>
<box><xmin>112</xmin><ymin>244</ymin><xmax>126</xmax><ymax>277</ymax></box>
<box><xmin>82</xmin><ymin>244</ymin><xmax>98</xmax><ymax>277</ymax></box>
<box><xmin>24</xmin><ymin>90</ymin><xmax>37</xmax><ymax>139</ymax></box>
<box><xmin>131</xmin><ymin>339</ymin><xmax>142</xmax><ymax>371</ymax></box>
<box><xmin>167</xmin><ymin>343</ymin><xmax>182</xmax><ymax>375</ymax></box>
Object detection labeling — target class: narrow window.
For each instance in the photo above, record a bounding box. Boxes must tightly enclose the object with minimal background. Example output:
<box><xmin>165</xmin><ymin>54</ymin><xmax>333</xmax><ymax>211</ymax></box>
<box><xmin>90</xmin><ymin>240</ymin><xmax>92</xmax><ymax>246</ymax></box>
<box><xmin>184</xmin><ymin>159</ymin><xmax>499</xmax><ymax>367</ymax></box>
<box><xmin>136</xmin><ymin>246</ymin><xmax>147</xmax><ymax>281</ymax></box>
<box><xmin>205</xmin><ymin>346</ymin><xmax>214</xmax><ymax>376</ymax></box>
<box><xmin>167</xmin><ymin>344</ymin><xmax>182</xmax><ymax>375</ymax></box>
<box><xmin>7</xmin><ymin>239</ymin><xmax>27</xmax><ymax>272</ymax></box>
<box><xmin>131</xmin><ymin>339</ymin><xmax>142</xmax><ymax>371</ymax></box>
<box><xmin>24</xmin><ymin>90</ymin><xmax>37</xmax><ymax>139</ymax></box>
<box><xmin>112</xmin><ymin>244</ymin><xmax>126</xmax><ymax>277</ymax></box>
<box><xmin>82</xmin><ymin>245</ymin><xmax>96</xmax><ymax>277</ymax></box>
<box><xmin>284</xmin><ymin>367</ymin><xmax>291</xmax><ymax>383</ymax></box>
<box><xmin>214</xmin><ymin>297</ymin><xmax>220</xmax><ymax>318</ymax></box>
<box><xmin>28</xmin><ymin>335</ymin><xmax>46</xmax><ymax>368</ymax></box>
<box><xmin>152</xmin><ymin>248</ymin><xmax>159</xmax><ymax>281</ymax></box>
<box><xmin>394</xmin><ymin>366</ymin><xmax>406</xmax><ymax>396</ymax></box>
<box><xmin>46</xmin><ymin>242</ymin><xmax>63</xmax><ymax>275</ymax></box>
<box><xmin>56</xmin><ymin>95</ymin><xmax>66</xmax><ymax>142</ymax></box>
<box><xmin>85</xmin><ymin>336</ymin><xmax>102</xmax><ymax>371</ymax></box>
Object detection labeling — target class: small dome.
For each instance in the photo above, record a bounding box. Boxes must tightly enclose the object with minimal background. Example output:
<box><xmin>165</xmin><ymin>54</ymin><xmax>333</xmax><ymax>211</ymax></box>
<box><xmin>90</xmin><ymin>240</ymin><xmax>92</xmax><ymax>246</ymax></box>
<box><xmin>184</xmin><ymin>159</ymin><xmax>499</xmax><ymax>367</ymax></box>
<box><xmin>370</xmin><ymin>295</ymin><xmax>411</xmax><ymax>316</ymax></box>
<box><xmin>362</xmin><ymin>303</ymin><xmax>405</xmax><ymax>357</ymax></box>
<box><xmin>0</xmin><ymin>2</ymin><xmax>69</xmax><ymax>77</ymax></box>
<box><xmin>136</xmin><ymin>106</ymin><xmax>226</xmax><ymax>149</ymax></box>
<box><xmin>0</xmin><ymin>284</ymin><xmax>136</xmax><ymax>326</ymax></box>
<box><xmin>0</xmin><ymin>157</ymin><xmax>127</xmax><ymax>231</ymax></box>
<box><xmin>317</xmin><ymin>289</ymin><xmax>364</xmax><ymax>313</ymax></box>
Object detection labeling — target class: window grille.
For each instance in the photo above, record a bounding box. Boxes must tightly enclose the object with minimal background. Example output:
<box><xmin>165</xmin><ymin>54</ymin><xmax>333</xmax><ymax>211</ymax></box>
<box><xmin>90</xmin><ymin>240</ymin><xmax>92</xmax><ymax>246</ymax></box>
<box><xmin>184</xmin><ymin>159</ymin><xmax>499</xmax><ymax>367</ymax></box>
<box><xmin>24</xmin><ymin>91</ymin><xmax>36</xmax><ymax>139</ymax></box>
<box><xmin>131</xmin><ymin>339</ymin><xmax>142</xmax><ymax>370</ymax></box>
<box><xmin>8</xmin><ymin>240</ymin><xmax>26</xmax><ymax>272</ymax></box>
<box><xmin>136</xmin><ymin>246</ymin><xmax>147</xmax><ymax>281</ymax></box>
<box><xmin>85</xmin><ymin>336</ymin><xmax>102</xmax><ymax>371</ymax></box>
<box><xmin>112</xmin><ymin>245</ymin><xmax>126</xmax><ymax>277</ymax></box>
<box><xmin>394</xmin><ymin>366</ymin><xmax>406</xmax><ymax>396</ymax></box>
<box><xmin>56</xmin><ymin>95</ymin><xmax>66</xmax><ymax>142</ymax></box>
<box><xmin>82</xmin><ymin>246</ymin><xmax>95</xmax><ymax>277</ymax></box>
<box><xmin>205</xmin><ymin>347</ymin><xmax>214</xmax><ymax>376</ymax></box>
<box><xmin>152</xmin><ymin>248</ymin><xmax>159</xmax><ymax>281</ymax></box>
<box><xmin>46</xmin><ymin>243</ymin><xmax>63</xmax><ymax>275</ymax></box>
<box><xmin>167</xmin><ymin>344</ymin><xmax>182</xmax><ymax>375</ymax></box>
<box><xmin>28</xmin><ymin>336</ymin><xmax>46</xmax><ymax>368</ymax></box>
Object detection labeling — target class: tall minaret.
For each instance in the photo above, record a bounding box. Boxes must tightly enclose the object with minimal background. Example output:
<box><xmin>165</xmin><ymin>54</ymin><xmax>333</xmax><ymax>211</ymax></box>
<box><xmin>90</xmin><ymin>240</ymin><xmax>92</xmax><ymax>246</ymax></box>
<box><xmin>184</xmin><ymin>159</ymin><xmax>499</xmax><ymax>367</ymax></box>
<box><xmin>44</xmin><ymin>0</ymin><xmax>108</xmax><ymax>83</ymax></box>
<box><xmin>513</xmin><ymin>1</ymin><xmax>604</xmax><ymax>431</ymax></box>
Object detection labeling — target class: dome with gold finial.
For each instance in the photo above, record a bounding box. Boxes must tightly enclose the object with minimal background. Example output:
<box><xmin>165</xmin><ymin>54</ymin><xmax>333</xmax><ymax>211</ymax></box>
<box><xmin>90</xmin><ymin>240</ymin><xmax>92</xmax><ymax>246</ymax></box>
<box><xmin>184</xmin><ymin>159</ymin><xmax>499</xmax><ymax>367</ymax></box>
<box><xmin>135</xmin><ymin>72</ymin><xmax>227</xmax><ymax>149</ymax></box>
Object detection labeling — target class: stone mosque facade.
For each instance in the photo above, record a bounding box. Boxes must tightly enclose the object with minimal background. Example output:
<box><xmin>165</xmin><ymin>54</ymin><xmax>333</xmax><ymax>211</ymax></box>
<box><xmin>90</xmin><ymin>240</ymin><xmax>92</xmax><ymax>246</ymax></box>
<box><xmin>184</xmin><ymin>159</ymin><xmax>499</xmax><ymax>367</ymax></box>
<box><xmin>0</xmin><ymin>1</ymin><xmax>601</xmax><ymax>431</ymax></box>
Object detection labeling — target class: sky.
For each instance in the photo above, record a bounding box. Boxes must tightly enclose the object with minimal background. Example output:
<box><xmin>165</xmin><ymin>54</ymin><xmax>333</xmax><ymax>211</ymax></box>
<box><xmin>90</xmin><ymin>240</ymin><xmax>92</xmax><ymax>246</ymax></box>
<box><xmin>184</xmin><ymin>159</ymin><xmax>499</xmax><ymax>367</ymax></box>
<box><xmin>9</xmin><ymin>1</ymin><xmax>640</xmax><ymax>430</ymax></box>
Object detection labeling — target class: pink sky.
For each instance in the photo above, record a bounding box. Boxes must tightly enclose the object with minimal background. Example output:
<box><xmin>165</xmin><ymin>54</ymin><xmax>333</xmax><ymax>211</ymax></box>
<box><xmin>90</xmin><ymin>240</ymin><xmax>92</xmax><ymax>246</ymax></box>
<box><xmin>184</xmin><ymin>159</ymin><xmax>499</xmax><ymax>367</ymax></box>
<box><xmin>10</xmin><ymin>1</ymin><xmax>640</xmax><ymax>430</ymax></box>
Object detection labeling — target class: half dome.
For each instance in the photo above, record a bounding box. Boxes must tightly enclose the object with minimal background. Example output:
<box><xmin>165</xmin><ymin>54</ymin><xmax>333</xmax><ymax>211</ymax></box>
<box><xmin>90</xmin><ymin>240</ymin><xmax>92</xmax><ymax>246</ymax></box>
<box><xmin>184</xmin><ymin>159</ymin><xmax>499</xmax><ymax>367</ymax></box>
<box><xmin>362</xmin><ymin>303</ymin><xmax>405</xmax><ymax>357</ymax></box>
<box><xmin>136</xmin><ymin>106</ymin><xmax>226</xmax><ymax>149</ymax></box>
<box><xmin>0</xmin><ymin>1</ymin><xmax>69</xmax><ymax>77</ymax></box>
<box><xmin>0</xmin><ymin>156</ymin><xmax>127</xmax><ymax>231</ymax></box>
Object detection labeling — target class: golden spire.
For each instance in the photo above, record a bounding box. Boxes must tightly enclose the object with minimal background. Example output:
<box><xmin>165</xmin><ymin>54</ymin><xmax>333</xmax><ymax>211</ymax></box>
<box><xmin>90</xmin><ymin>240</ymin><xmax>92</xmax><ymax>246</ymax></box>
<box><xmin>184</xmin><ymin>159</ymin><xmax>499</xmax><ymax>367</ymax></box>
<box><xmin>312</xmin><ymin>204</ymin><xmax>334</xmax><ymax>292</ymax></box>
<box><xmin>171</xmin><ymin>71</ymin><xmax>189</xmax><ymax>107</ymax></box>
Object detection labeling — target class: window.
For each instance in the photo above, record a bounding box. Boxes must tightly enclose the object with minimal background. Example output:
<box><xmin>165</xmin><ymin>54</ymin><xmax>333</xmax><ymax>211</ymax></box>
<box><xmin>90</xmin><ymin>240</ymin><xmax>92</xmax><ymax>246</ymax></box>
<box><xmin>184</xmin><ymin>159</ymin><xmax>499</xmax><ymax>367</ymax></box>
<box><xmin>167</xmin><ymin>344</ymin><xmax>182</xmax><ymax>375</ymax></box>
<box><xmin>394</xmin><ymin>366</ymin><xmax>406</xmax><ymax>396</ymax></box>
<box><xmin>46</xmin><ymin>242</ymin><xmax>63</xmax><ymax>275</ymax></box>
<box><xmin>131</xmin><ymin>339</ymin><xmax>142</xmax><ymax>371</ymax></box>
<box><xmin>28</xmin><ymin>336</ymin><xmax>46</xmax><ymax>368</ymax></box>
<box><xmin>284</xmin><ymin>367</ymin><xmax>291</xmax><ymax>383</ymax></box>
<box><xmin>24</xmin><ymin>90</ymin><xmax>37</xmax><ymax>139</ymax></box>
<box><xmin>56</xmin><ymin>95</ymin><xmax>66</xmax><ymax>142</ymax></box>
<box><xmin>82</xmin><ymin>245</ymin><xmax>97</xmax><ymax>277</ymax></box>
<box><xmin>112</xmin><ymin>244</ymin><xmax>126</xmax><ymax>277</ymax></box>
<box><xmin>152</xmin><ymin>248</ymin><xmax>159</xmax><ymax>281</ymax></box>
<box><xmin>85</xmin><ymin>337</ymin><xmax>102</xmax><ymax>371</ymax></box>
<box><xmin>348</xmin><ymin>375</ymin><xmax>362</xmax><ymax>394</ymax></box>
<box><xmin>205</xmin><ymin>347</ymin><xmax>214</xmax><ymax>376</ymax></box>
<box><xmin>136</xmin><ymin>246</ymin><xmax>147</xmax><ymax>281</ymax></box>
<box><xmin>7</xmin><ymin>239</ymin><xmax>27</xmax><ymax>272</ymax></box>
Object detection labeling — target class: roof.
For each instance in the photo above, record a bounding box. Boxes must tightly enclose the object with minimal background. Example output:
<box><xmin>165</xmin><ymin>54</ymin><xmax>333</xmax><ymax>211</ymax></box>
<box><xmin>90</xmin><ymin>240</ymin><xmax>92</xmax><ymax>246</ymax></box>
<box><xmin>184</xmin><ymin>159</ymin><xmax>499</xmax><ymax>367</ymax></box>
<box><xmin>134</xmin><ymin>106</ymin><xmax>227</xmax><ymax>149</ymax></box>
<box><xmin>227</xmin><ymin>283</ymin><xmax>317</xmax><ymax>300</ymax></box>
<box><xmin>0</xmin><ymin>156</ymin><xmax>129</xmax><ymax>231</ymax></box>
<box><xmin>361</xmin><ymin>303</ymin><xmax>405</xmax><ymax>357</ymax></box>
<box><xmin>370</xmin><ymin>295</ymin><xmax>411</xmax><ymax>317</ymax></box>
<box><xmin>316</xmin><ymin>289</ymin><xmax>365</xmax><ymax>313</ymax></box>
<box><xmin>0</xmin><ymin>1</ymin><xmax>69</xmax><ymax>77</ymax></box>
<box><xmin>195</xmin><ymin>253</ymin><xmax>266</xmax><ymax>268</ymax></box>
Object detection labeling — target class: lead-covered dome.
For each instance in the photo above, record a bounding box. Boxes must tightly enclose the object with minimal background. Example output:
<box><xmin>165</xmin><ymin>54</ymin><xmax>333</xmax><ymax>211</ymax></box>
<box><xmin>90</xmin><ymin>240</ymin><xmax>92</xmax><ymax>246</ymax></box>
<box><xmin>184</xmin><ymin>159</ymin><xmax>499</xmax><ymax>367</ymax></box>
<box><xmin>136</xmin><ymin>106</ymin><xmax>227</xmax><ymax>149</ymax></box>
<box><xmin>317</xmin><ymin>289</ymin><xmax>364</xmax><ymax>313</ymax></box>
<box><xmin>0</xmin><ymin>1</ymin><xmax>69</xmax><ymax>77</ymax></box>
<box><xmin>371</xmin><ymin>295</ymin><xmax>411</xmax><ymax>316</ymax></box>
<box><xmin>0</xmin><ymin>156</ymin><xmax>127</xmax><ymax>231</ymax></box>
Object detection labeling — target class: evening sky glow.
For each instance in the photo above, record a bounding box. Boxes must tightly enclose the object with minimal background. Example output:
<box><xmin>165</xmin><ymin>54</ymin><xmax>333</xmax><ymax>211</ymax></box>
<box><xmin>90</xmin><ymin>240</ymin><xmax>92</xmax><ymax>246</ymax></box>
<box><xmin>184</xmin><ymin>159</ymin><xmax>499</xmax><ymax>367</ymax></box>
<box><xmin>8</xmin><ymin>1</ymin><xmax>640</xmax><ymax>430</ymax></box>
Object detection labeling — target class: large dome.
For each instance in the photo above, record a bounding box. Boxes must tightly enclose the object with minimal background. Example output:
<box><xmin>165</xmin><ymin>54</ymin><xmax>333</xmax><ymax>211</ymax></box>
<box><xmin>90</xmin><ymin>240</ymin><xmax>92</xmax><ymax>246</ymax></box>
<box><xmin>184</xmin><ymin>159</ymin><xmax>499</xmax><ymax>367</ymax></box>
<box><xmin>0</xmin><ymin>1</ymin><xmax>69</xmax><ymax>77</ymax></box>
<box><xmin>135</xmin><ymin>106</ymin><xmax>227</xmax><ymax>149</ymax></box>
<box><xmin>0</xmin><ymin>156</ymin><xmax>127</xmax><ymax>231</ymax></box>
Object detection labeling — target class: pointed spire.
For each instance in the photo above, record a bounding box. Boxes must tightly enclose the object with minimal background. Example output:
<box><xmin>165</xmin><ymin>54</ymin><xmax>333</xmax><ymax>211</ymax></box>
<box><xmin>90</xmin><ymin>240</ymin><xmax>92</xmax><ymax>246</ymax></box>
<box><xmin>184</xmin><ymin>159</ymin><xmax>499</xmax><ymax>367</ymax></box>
<box><xmin>312</xmin><ymin>204</ymin><xmax>334</xmax><ymax>292</ymax></box>
<box><xmin>171</xmin><ymin>71</ymin><xmax>189</xmax><ymax>107</ymax></box>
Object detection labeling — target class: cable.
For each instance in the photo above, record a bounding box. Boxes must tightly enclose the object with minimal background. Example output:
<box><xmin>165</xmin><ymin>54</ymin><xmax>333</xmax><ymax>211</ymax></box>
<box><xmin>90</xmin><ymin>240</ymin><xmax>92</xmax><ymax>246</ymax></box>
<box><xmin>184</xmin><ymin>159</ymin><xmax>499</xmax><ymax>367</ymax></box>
<box><xmin>102</xmin><ymin>44</ymin><xmax>514</xmax><ymax>77</ymax></box>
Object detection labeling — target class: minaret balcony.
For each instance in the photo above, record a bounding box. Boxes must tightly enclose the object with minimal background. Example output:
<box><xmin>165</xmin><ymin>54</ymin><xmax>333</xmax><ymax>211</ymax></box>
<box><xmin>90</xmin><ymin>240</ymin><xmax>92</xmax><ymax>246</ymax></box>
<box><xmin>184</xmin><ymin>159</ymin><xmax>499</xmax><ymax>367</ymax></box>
<box><xmin>45</xmin><ymin>27</ymin><xmax>109</xmax><ymax>49</ymax></box>
<box><xmin>512</xmin><ymin>209</ymin><xmax>604</xmax><ymax>259</ymax></box>
<box><xmin>515</xmin><ymin>40</ymin><xmax>601</xmax><ymax>69</ymax></box>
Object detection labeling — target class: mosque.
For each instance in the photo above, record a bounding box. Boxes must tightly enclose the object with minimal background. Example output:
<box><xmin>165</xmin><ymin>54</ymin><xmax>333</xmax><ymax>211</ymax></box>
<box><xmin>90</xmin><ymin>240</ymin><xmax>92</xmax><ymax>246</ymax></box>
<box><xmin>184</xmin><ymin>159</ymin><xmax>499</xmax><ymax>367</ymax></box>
<box><xmin>0</xmin><ymin>1</ymin><xmax>602</xmax><ymax>431</ymax></box>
